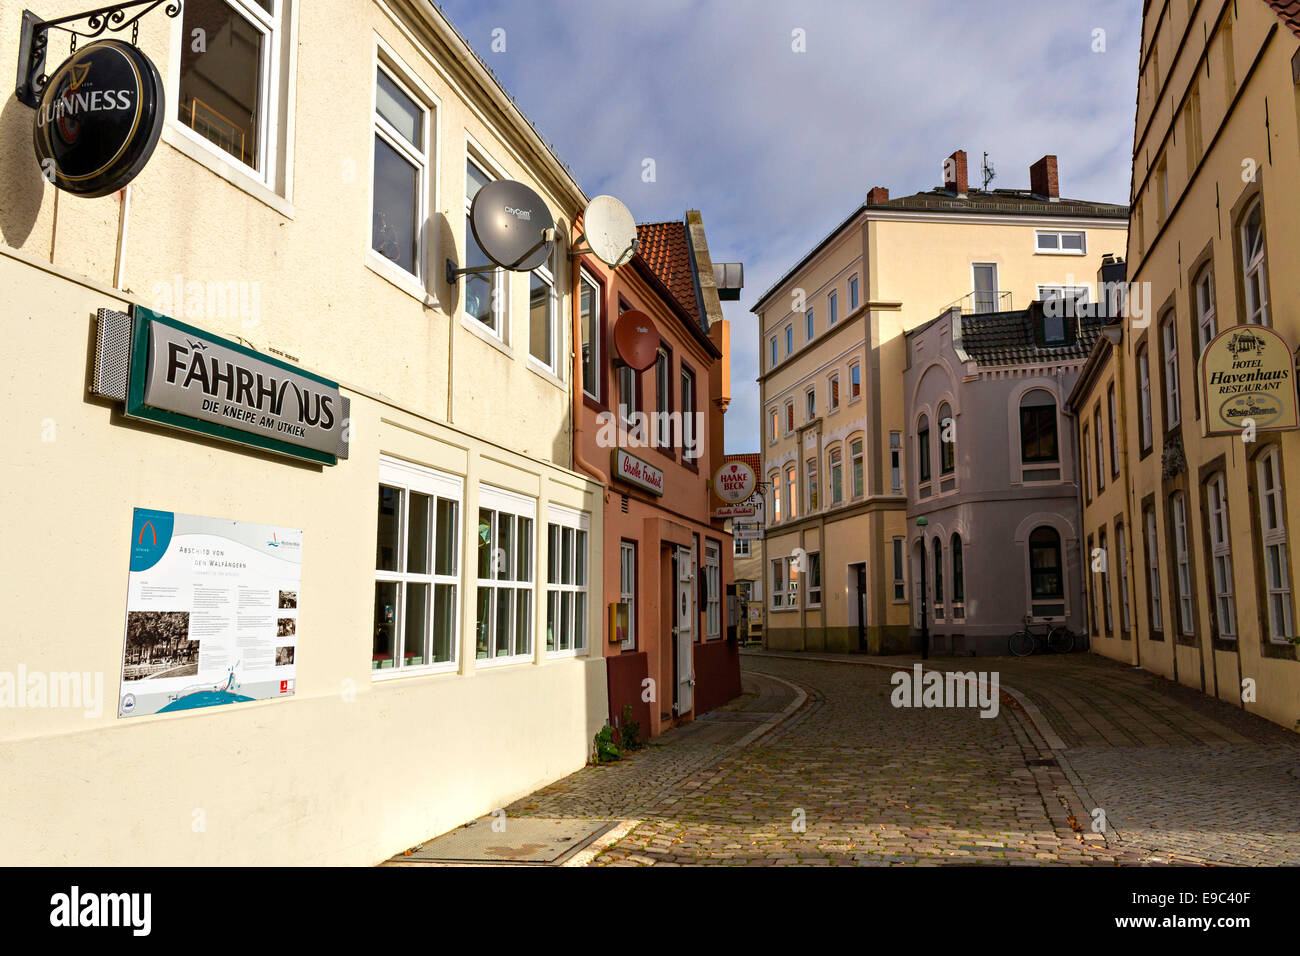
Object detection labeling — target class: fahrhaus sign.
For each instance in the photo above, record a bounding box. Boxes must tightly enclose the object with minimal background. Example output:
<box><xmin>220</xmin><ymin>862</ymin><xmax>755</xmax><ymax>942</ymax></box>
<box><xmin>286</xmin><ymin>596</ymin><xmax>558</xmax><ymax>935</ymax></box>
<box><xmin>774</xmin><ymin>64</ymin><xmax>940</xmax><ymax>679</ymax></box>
<box><xmin>611</xmin><ymin>449</ymin><xmax>664</xmax><ymax>495</ymax></box>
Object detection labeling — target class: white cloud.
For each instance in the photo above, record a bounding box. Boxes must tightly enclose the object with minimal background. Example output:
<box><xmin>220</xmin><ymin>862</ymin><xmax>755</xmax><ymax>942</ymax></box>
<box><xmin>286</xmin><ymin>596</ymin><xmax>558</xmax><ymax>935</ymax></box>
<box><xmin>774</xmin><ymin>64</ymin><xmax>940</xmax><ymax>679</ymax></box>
<box><xmin>438</xmin><ymin>0</ymin><xmax>1141</xmax><ymax>451</ymax></box>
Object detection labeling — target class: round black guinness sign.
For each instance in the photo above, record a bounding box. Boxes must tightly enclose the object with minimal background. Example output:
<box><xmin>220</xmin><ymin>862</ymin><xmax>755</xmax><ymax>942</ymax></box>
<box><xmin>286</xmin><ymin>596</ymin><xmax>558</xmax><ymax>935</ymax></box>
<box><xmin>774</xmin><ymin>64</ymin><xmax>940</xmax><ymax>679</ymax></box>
<box><xmin>33</xmin><ymin>40</ymin><xmax>165</xmax><ymax>199</ymax></box>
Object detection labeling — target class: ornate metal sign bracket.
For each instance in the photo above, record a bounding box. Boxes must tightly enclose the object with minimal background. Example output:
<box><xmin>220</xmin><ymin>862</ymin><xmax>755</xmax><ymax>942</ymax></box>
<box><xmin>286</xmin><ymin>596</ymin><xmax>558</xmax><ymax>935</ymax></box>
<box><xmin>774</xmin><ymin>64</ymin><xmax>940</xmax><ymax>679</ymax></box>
<box><xmin>15</xmin><ymin>2</ymin><xmax>182</xmax><ymax>108</ymax></box>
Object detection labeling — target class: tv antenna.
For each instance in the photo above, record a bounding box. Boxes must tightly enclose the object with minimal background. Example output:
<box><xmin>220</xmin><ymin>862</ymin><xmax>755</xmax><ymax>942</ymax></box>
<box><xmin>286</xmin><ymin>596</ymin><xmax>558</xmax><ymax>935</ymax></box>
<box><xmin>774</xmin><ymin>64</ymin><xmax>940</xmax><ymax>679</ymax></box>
<box><xmin>981</xmin><ymin>152</ymin><xmax>996</xmax><ymax>191</ymax></box>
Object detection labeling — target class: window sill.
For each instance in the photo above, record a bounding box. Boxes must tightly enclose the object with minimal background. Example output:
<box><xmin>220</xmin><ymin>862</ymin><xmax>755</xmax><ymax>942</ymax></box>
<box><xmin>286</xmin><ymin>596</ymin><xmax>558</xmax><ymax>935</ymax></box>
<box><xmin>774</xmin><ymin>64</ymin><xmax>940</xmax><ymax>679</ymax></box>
<box><xmin>461</xmin><ymin>313</ymin><xmax>514</xmax><ymax>358</ymax></box>
<box><xmin>546</xmin><ymin>648</ymin><xmax>588</xmax><ymax>660</ymax></box>
<box><xmin>366</xmin><ymin>253</ymin><xmax>438</xmax><ymax>308</ymax></box>
<box><xmin>527</xmin><ymin>357</ymin><xmax>566</xmax><ymax>390</ymax></box>
<box><xmin>476</xmin><ymin>654</ymin><xmax>534</xmax><ymax>669</ymax></box>
<box><xmin>371</xmin><ymin>661</ymin><xmax>458</xmax><ymax>682</ymax></box>
<box><xmin>1034</xmin><ymin>250</ymin><xmax>1087</xmax><ymax>256</ymax></box>
<box><xmin>163</xmin><ymin>122</ymin><xmax>294</xmax><ymax>219</ymax></box>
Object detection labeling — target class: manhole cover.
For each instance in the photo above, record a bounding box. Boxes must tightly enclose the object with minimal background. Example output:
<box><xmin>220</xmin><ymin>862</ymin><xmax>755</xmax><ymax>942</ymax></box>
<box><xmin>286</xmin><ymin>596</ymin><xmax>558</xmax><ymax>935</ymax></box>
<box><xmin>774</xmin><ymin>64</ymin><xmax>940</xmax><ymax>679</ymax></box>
<box><xmin>402</xmin><ymin>818</ymin><xmax>617</xmax><ymax>864</ymax></box>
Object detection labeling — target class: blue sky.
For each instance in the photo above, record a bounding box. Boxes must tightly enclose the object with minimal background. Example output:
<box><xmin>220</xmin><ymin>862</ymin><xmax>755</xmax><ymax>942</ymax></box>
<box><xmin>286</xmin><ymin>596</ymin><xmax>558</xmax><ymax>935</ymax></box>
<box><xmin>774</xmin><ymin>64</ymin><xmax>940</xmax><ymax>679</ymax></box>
<box><xmin>436</xmin><ymin>0</ymin><xmax>1142</xmax><ymax>452</ymax></box>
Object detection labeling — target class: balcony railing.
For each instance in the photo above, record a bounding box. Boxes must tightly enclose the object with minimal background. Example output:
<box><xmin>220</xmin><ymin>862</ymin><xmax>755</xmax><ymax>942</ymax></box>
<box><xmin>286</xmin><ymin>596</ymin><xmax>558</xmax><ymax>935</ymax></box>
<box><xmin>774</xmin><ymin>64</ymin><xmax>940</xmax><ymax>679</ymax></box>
<box><xmin>944</xmin><ymin>290</ymin><xmax>1013</xmax><ymax>315</ymax></box>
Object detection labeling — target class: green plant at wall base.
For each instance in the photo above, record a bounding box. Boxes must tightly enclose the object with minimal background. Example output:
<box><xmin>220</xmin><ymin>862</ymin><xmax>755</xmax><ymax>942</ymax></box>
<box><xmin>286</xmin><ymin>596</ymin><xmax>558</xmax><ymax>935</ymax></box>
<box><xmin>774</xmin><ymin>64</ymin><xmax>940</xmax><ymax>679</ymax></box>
<box><xmin>617</xmin><ymin>705</ymin><xmax>643</xmax><ymax>752</ymax></box>
<box><xmin>593</xmin><ymin>725</ymin><xmax>621</xmax><ymax>763</ymax></box>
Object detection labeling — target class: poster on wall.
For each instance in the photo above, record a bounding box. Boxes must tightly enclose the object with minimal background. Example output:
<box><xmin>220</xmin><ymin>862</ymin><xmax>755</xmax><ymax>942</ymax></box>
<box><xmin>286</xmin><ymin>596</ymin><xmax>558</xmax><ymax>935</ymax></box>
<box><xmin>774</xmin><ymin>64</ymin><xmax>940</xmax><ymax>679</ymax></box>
<box><xmin>119</xmin><ymin>508</ymin><xmax>302</xmax><ymax>718</ymax></box>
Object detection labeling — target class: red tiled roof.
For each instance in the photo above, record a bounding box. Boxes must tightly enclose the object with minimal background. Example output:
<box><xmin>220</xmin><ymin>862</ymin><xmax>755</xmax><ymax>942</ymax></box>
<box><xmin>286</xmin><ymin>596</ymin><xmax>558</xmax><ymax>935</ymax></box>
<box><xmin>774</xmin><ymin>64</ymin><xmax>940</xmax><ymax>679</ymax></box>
<box><xmin>724</xmin><ymin>453</ymin><xmax>761</xmax><ymax>474</ymax></box>
<box><xmin>635</xmin><ymin>221</ymin><xmax>701</xmax><ymax>325</ymax></box>
<box><xmin>1264</xmin><ymin>0</ymin><xmax>1300</xmax><ymax>38</ymax></box>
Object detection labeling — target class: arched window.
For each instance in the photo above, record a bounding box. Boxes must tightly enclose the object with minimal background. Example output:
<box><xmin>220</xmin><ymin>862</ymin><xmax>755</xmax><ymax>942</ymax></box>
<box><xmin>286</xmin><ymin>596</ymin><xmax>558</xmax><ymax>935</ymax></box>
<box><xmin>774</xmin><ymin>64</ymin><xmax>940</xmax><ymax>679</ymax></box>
<box><xmin>932</xmin><ymin>537</ymin><xmax>944</xmax><ymax>619</ymax></box>
<box><xmin>938</xmin><ymin>402</ymin><xmax>955</xmax><ymax>475</ymax></box>
<box><xmin>951</xmin><ymin>533</ymin><xmax>965</xmax><ymax>616</ymax></box>
<box><xmin>827</xmin><ymin>445</ymin><xmax>843</xmax><ymax>505</ymax></box>
<box><xmin>770</xmin><ymin>471</ymin><xmax>781</xmax><ymax>522</ymax></box>
<box><xmin>1240</xmin><ymin>199</ymin><xmax>1270</xmax><ymax>326</ymax></box>
<box><xmin>1019</xmin><ymin>391</ymin><xmax>1058</xmax><ymax>463</ymax></box>
<box><xmin>917</xmin><ymin>415</ymin><xmax>931</xmax><ymax>485</ymax></box>
<box><xmin>1028</xmin><ymin>526</ymin><xmax>1063</xmax><ymax>618</ymax></box>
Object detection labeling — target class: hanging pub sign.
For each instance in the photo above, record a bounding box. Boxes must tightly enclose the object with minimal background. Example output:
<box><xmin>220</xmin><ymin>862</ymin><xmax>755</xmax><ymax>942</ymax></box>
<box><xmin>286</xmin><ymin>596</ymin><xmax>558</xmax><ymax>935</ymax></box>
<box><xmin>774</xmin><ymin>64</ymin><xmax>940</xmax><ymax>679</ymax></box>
<box><xmin>32</xmin><ymin>39</ymin><xmax>165</xmax><ymax>198</ymax></box>
<box><xmin>122</xmin><ymin>307</ymin><xmax>351</xmax><ymax>465</ymax></box>
<box><xmin>713</xmin><ymin>460</ymin><xmax>757</xmax><ymax>504</ymax></box>
<box><xmin>1197</xmin><ymin>325</ymin><xmax>1299</xmax><ymax>437</ymax></box>
<box><xmin>611</xmin><ymin>448</ymin><xmax>664</xmax><ymax>496</ymax></box>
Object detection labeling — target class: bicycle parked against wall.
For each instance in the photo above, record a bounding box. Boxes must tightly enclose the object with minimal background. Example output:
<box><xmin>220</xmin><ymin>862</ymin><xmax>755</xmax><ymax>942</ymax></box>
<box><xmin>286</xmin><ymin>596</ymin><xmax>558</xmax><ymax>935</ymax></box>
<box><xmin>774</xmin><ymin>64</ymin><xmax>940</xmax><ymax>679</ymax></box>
<box><xmin>1008</xmin><ymin>615</ymin><xmax>1076</xmax><ymax>657</ymax></box>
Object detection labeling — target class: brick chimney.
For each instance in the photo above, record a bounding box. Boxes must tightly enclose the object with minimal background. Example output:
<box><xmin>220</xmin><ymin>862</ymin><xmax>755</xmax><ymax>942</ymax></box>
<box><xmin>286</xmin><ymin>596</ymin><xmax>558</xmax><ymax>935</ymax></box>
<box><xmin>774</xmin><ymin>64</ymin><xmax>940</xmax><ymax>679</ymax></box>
<box><xmin>1030</xmin><ymin>155</ymin><xmax>1059</xmax><ymax>200</ymax></box>
<box><xmin>866</xmin><ymin>186</ymin><xmax>890</xmax><ymax>205</ymax></box>
<box><xmin>943</xmin><ymin>150</ymin><xmax>968</xmax><ymax>197</ymax></box>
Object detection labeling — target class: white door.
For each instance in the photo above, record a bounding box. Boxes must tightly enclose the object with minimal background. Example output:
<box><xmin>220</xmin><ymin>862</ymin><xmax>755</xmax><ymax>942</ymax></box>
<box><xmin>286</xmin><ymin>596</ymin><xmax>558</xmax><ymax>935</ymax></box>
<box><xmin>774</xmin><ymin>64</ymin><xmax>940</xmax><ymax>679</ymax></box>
<box><xmin>674</xmin><ymin>546</ymin><xmax>694</xmax><ymax>715</ymax></box>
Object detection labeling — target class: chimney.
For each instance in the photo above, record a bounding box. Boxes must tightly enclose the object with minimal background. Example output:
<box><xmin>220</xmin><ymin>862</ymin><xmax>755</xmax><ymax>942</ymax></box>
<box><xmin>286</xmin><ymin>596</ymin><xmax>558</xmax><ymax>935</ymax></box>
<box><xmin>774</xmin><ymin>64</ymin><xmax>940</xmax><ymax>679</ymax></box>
<box><xmin>1030</xmin><ymin>155</ymin><xmax>1059</xmax><ymax>200</ymax></box>
<box><xmin>943</xmin><ymin>150</ymin><xmax>968</xmax><ymax>197</ymax></box>
<box><xmin>866</xmin><ymin>186</ymin><xmax>890</xmax><ymax>205</ymax></box>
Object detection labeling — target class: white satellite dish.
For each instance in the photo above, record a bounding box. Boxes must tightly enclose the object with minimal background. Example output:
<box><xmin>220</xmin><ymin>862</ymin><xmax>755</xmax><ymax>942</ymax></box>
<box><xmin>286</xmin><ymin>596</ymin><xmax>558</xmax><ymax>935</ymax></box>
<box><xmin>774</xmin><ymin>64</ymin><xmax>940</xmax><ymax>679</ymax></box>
<box><xmin>579</xmin><ymin>195</ymin><xmax>637</xmax><ymax>267</ymax></box>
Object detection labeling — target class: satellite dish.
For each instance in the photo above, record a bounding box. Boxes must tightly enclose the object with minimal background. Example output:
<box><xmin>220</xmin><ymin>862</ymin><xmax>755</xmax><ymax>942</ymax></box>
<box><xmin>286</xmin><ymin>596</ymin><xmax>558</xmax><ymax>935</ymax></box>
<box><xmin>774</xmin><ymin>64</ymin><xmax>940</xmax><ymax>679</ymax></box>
<box><xmin>614</xmin><ymin>310</ymin><xmax>659</xmax><ymax>372</ymax></box>
<box><xmin>470</xmin><ymin>180</ymin><xmax>555</xmax><ymax>271</ymax></box>
<box><xmin>581</xmin><ymin>195</ymin><xmax>637</xmax><ymax>267</ymax></box>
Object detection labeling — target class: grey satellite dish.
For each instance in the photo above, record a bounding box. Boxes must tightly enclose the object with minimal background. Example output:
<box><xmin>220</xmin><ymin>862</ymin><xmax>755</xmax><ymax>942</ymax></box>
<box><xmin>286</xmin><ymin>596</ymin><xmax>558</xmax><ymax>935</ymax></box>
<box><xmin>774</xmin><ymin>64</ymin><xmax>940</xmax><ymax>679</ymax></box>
<box><xmin>470</xmin><ymin>179</ymin><xmax>556</xmax><ymax>271</ymax></box>
<box><xmin>581</xmin><ymin>195</ymin><xmax>638</xmax><ymax>267</ymax></box>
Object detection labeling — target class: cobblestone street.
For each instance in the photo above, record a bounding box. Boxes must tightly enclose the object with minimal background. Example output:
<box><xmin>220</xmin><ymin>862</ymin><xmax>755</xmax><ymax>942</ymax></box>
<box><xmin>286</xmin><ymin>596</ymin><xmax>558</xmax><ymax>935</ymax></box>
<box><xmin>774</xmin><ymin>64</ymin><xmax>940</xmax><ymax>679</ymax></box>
<box><xmin>507</xmin><ymin>653</ymin><xmax>1300</xmax><ymax>866</ymax></box>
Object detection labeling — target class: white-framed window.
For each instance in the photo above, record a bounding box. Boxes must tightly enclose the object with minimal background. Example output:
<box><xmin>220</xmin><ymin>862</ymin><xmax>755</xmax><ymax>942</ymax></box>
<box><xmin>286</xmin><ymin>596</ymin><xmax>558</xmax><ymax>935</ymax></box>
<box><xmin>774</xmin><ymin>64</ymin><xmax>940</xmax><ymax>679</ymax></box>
<box><xmin>1037</xmin><ymin>285</ymin><xmax>1090</xmax><ymax>306</ymax></box>
<box><xmin>579</xmin><ymin>269</ymin><xmax>602</xmax><ymax>400</ymax></box>
<box><xmin>1194</xmin><ymin>265</ymin><xmax>1217</xmax><ymax>351</ymax></box>
<box><xmin>784</xmin><ymin>399</ymin><xmax>795</xmax><ymax>435</ymax></box>
<box><xmin>786</xmin><ymin>465</ymin><xmax>798</xmax><ymax>520</ymax></box>
<box><xmin>1099</xmin><ymin>528</ymin><xmax>1112</xmax><ymax>633</ymax></box>
<box><xmin>770</xmin><ymin>471</ymin><xmax>782</xmax><ymax>523</ymax></box>
<box><xmin>972</xmin><ymin>262</ymin><xmax>999</xmax><ymax>313</ymax></box>
<box><xmin>849</xmin><ymin>362</ymin><xmax>862</xmax><ymax>401</ymax></box>
<box><xmin>806</xmin><ymin>307</ymin><xmax>815</xmax><ymax>342</ymax></box>
<box><xmin>828</xmin><ymin>290</ymin><xmax>839</xmax><ymax>325</ymax></box>
<box><xmin>1146</xmin><ymin>509</ymin><xmax>1163</xmax><ymax>633</ymax></box>
<box><xmin>734</xmin><ymin>535</ymin><xmax>751</xmax><ymax>557</ymax></box>
<box><xmin>173</xmin><ymin>0</ymin><xmax>289</xmax><ymax>189</ymax></box>
<box><xmin>617</xmin><ymin>364</ymin><xmax>638</xmax><ymax>427</ymax></box>
<box><xmin>849</xmin><ymin>274</ymin><xmax>860</xmax><ymax>311</ymax></box>
<box><xmin>373</xmin><ymin>458</ymin><xmax>461</xmax><ymax>677</ymax></box>
<box><xmin>1117</xmin><ymin>525</ymin><xmax>1132</xmax><ymax>632</ymax></box>
<box><xmin>1240</xmin><ymin>199</ymin><xmax>1270</xmax><ymax>326</ymax></box>
<box><xmin>805</xmin><ymin>387</ymin><xmax>816</xmax><ymax>420</ymax></box>
<box><xmin>1171</xmin><ymin>493</ymin><xmax>1194</xmax><ymax>636</ymax></box>
<box><xmin>806</xmin><ymin>551</ymin><xmax>822</xmax><ymax>607</ymax></box>
<box><xmin>1138</xmin><ymin>349</ymin><xmax>1152</xmax><ymax>449</ymax></box>
<box><xmin>704</xmin><ymin>541</ymin><xmax>721</xmax><ymax>640</ymax></box>
<box><xmin>770</xmin><ymin>556</ymin><xmax>797</xmax><ymax>609</ymax></box>
<box><xmin>619</xmin><ymin>541</ymin><xmax>636</xmax><ymax>651</ymax></box>
<box><xmin>853</xmin><ymin>437</ymin><xmax>866</xmax><ymax>498</ymax></box>
<box><xmin>768</xmin><ymin>407</ymin><xmax>779</xmax><ymax>446</ymax></box>
<box><xmin>1162</xmin><ymin>313</ymin><xmax>1181</xmax><ymax>427</ymax></box>
<box><xmin>530</xmin><ymin>249</ymin><xmax>559</xmax><ymax>374</ymax></box>
<box><xmin>681</xmin><ymin>366</ymin><xmax>698</xmax><ymax>462</ymax></box>
<box><xmin>806</xmin><ymin>455</ymin><xmax>819</xmax><ymax>512</ymax></box>
<box><xmin>932</xmin><ymin>537</ymin><xmax>944</xmax><ymax>621</ymax></box>
<box><xmin>785</xmin><ymin>324</ymin><xmax>794</xmax><ymax>355</ymax></box>
<box><xmin>770</xmin><ymin>336</ymin><xmax>778</xmax><ymax>369</ymax></box>
<box><xmin>1093</xmin><ymin>407</ymin><xmax>1105</xmax><ymax>491</ymax></box>
<box><xmin>1257</xmin><ymin>448</ymin><xmax>1294</xmax><ymax>643</ymax></box>
<box><xmin>1107</xmin><ymin>384</ymin><xmax>1119</xmax><ymax>478</ymax></box>
<box><xmin>1035</xmin><ymin>229</ymin><xmax>1087</xmax><ymax>255</ymax></box>
<box><xmin>888</xmin><ymin>433</ymin><xmax>902</xmax><ymax>492</ymax></box>
<box><xmin>828</xmin><ymin>445</ymin><xmax>843</xmax><ymax>505</ymax></box>
<box><xmin>655</xmin><ymin>348</ymin><xmax>671</xmax><ymax>447</ymax></box>
<box><xmin>829</xmin><ymin>373</ymin><xmax>840</xmax><ymax>411</ymax></box>
<box><xmin>1206</xmin><ymin>473</ymin><xmax>1236</xmax><ymax>638</ymax></box>
<box><xmin>476</xmin><ymin>487</ymin><xmax>535</xmax><ymax>663</ymax></box>
<box><xmin>466</xmin><ymin>154</ymin><xmax>509</xmax><ymax>339</ymax></box>
<box><xmin>546</xmin><ymin>506</ymin><xmax>590</xmax><ymax>655</ymax></box>
<box><xmin>892</xmin><ymin>537</ymin><xmax>906</xmax><ymax>601</ymax></box>
<box><xmin>370</xmin><ymin>56</ymin><xmax>432</xmax><ymax>286</ymax></box>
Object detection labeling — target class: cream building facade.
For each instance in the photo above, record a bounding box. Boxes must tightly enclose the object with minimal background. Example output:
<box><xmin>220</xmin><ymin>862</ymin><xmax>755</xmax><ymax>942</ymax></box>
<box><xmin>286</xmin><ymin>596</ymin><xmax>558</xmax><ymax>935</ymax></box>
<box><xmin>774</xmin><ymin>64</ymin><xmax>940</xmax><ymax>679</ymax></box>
<box><xmin>1068</xmin><ymin>0</ymin><xmax>1300</xmax><ymax>732</ymax></box>
<box><xmin>0</xmin><ymin>0</ymin><xmax>608</xmax><ymax>864</ymax></box>
<box><xmin>753</xmin><ymin>152</ymin><xmax>1127</xmax><ymax>652</ymax></box>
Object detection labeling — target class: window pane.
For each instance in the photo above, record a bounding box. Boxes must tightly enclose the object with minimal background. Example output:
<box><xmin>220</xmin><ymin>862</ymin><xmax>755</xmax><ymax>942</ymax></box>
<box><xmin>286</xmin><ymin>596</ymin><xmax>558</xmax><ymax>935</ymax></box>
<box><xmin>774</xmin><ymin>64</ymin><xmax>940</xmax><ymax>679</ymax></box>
<box><xmin>476</xmin><ymin>587</ymin><xmax>491</xmax><ymax>659</ymax></box>
<box><xmin>432</xmin><ymin>583</ymin><xmax>455</xmax><ymax>663</ymax></box>
<box><xmin>574</xmin><ymin>592</ymin><xmax>587</xmax><ymax>650</ymax></box>
<box><xmin>560</xmin><ymin>592</ymin><xmax>572</xmax><ymax>651</ymax></box>
<box><xmin>373</xmin><ymin>581</ymin><xmax>398</xmax><ymax>669</ymax></box>
<box><xmin>530</xmin><ymin>272</ymin><xmax>553</xmax><ymax>367</ymax></box>
<box><xmin>465</xmin><ymin>226</ymin><xmax>494</xmax><ymax>327</ymax></box>
<box><xmin>477</xmin><ymin>509</ymin><xmax>493</xmax><ymax>579</ymax></box>
<box><xmin>372</xmin><ymin>137</ymin><xmax>419</xmax><ymax>273</ymax></box>
<box><xmin>1061</xmin><ymin>232</ymin><xmax>1084</xmax><ymax>251</ymax></box>
<box><xmin>562</xmin><ymin>528</ymin><xmax>573</xmax><ymax>585</ymax></box>
<box><xmin>575</xmin><ymin>530</ymin><xmax>588</xmax><ymax>586</ymax></box>
<box><xmin>497</xmin><ymin>511</ymin><xmax>515</xmax><ymax>581</ymax></box>
<box><xmin>404</xmin><ymin>582</ymin><xmax>429</xmax><ymax>666</ymax></box>
<box><xmin>376</xmin><ymin>69</ymin><xmax>422</xmax><ymax>148</ymax></box>
<box><xmin>516</xmin><ymin>589</ymin><xmax>531</xmax><ymax>656</ymax></box>
<box><xmin>435</xmin><ymin>498</ymin><xmax>458</xmax><ymax>576</ymax></box>
<box><xmin>547</xmin><ymin>591</ymin><xmax>557</xmax><ymax>651</ymax></box>
<box><xmin>406</xmin><ymin>492</ymin><xmax>431</xmax><ymax>574</ymax></box>
<box><xmin>495</xmin><ymin>587</ymin><xmax>512</xmax><ymax>655</ymax></box>
<box><xmin>548</xmin><ymin>524</ymin><xmax>560</xmax><ymax>585</ymax></box>
<box><xmin>517</xmin><ymin>518</ymin><xmax>533</xmax><ymax>582</ymax></box>
<box><xmin>581</xmin><ymin>280</ymin><xmax>598</xmax><ymax>395</ymax></box>
<box><xmin>376</xmin><ymin>486</ymin><xmax>401</xmax><ymax>571</ymax></box>
<box><xmin>179</xmin><ymin>0</ymin><xmax>264</xmax><ymax>170</ymax></box>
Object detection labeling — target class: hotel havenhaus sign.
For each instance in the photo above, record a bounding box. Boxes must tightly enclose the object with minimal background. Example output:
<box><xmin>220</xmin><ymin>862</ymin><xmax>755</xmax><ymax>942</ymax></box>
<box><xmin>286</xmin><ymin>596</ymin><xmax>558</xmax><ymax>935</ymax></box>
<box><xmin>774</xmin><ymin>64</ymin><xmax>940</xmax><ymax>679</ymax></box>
<box><xmin>1197</xmin><ymin>325</ymin><xmax>1299</xmax><ymax>437</ymax></box>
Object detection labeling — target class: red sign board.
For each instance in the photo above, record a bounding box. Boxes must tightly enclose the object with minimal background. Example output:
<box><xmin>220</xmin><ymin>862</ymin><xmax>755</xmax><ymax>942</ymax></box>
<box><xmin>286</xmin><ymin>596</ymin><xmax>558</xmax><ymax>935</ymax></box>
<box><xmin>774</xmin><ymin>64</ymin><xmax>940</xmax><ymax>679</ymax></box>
<box><xmin>612</xmin><ymin>449</ymin><xmax>665</xmax><ymax>495</ymax></box>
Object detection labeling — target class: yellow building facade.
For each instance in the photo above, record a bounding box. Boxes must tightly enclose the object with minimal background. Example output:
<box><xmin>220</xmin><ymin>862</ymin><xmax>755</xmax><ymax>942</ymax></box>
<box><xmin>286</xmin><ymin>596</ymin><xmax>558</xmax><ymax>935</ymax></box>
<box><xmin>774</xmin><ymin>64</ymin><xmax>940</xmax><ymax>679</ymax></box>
<box><xmin>753</xmin><ymin>153</ymin><xmax>1127</xmax><ymax>652</ymax></box>
<box><xmin>1069</xmin><ymin>0</ymin><xmax>1300</xmax><ymax>732</ymax></box>
<box><xmin>0</xmin><ymin>1</ymin><xmax>608</xmax><ymax>863</ymax></box>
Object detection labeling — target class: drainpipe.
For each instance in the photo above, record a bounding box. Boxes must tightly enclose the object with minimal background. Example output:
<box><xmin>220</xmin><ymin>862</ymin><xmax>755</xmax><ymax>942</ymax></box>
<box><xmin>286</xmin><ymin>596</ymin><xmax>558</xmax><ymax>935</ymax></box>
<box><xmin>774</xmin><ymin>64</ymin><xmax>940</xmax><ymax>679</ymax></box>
<box><xmin>113</xmin><ymin>185</ymin><xmax>132</xmax><ymax>290</ymax></box>
<box><xmin>571</xmin><ymin>255</ymin><xmax>608</xmax><ymax>485</ymax></box>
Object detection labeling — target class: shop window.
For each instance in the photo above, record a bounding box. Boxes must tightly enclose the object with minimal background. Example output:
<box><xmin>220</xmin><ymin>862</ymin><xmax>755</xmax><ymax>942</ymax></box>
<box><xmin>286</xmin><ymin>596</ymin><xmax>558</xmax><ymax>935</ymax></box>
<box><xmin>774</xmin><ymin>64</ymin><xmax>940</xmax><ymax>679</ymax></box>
<box><xmin>770</xmin><ymin>557</ymin><xmax>798</xmax><ymax>609</ymax></box>
<box><xmin>477</xmin><ymin>493</ymin><xmax>535</xmax><ymax>662</ymax></box>
<box><xmin>806</xmin><ymin>551</ymin><xmax>822</xmax><ymax>608</ymax></box>
<box><xmin>373</xmin><ymin>459</ymin><xmax>461</xmax><ymax>675</ymax></box>
<box><xmin>546</xmin><ymin>509</ymin><xmax>589</xmax><ymax>654</ymax></box>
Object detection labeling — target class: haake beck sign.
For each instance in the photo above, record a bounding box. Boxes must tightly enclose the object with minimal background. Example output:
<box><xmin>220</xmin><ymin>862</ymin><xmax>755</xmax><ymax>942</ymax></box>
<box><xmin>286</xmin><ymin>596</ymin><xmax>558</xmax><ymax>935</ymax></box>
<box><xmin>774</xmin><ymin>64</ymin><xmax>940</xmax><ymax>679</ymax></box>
<box><xmin>713</xmin><ymin>461</ymin><xmax>756</xmax><ymax>503</ymax></box>
<box><xmin>33</xmin><ymin>40</ymin><xmax>165</xmax><ymax>198</ymax></box>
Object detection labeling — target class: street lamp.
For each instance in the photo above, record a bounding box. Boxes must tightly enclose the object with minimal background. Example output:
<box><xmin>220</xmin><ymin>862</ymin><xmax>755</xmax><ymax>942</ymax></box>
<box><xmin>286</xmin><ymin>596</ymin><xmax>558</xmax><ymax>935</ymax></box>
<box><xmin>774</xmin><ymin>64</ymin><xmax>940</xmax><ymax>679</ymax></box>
<box><xmin>916</xmin><ymin>516</ymin><xmax>929</xmax><ymax>661</ymax></box>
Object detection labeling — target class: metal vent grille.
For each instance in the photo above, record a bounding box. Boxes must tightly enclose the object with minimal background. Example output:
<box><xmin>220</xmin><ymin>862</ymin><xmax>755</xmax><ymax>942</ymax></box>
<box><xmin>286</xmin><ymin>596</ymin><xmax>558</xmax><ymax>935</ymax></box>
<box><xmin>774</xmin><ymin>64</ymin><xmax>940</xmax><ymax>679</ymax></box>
<box><xmin>621</xmin><ymin>494</ymin><xmax>629</xmax><ymax>514</ymax></box>
<box><xmin>92</xmin><ymin>308</ymin><xmax>132</xmax><ymax>401</ymax></box>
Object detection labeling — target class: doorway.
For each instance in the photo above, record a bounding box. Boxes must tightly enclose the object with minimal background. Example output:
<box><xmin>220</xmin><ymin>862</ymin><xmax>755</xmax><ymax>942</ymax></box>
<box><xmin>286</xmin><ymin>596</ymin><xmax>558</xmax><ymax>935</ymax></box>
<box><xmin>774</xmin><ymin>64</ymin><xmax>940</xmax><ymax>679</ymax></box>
<box><xmin>851</xmin><ymin>563</ymin><xmax>868</xmax><ymax>652</ymax></box>
<box><xmin>672</xmin><ymin>546</ymin><xmax>694</xmax><ymax>716</ymax></box>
